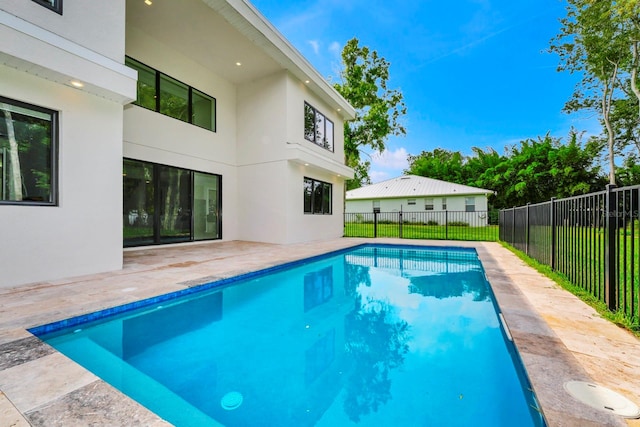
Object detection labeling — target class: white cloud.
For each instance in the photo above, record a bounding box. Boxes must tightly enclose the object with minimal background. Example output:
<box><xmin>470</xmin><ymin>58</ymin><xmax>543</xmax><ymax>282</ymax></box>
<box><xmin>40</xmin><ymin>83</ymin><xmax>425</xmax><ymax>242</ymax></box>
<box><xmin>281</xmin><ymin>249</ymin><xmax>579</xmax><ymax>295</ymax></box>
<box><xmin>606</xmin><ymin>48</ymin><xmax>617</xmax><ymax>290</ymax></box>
<box><xmin>308</xmin><ymin>40</ymin><xmax>320</xmax><ymax>55</ymax></box>
<box><xmin>370</xmin><ymin>170</ymin><xmax>391</xmax><ymax>183</ymax></box>
<box><xmin>371</xmin><ymin>147</ymin><xmax>409</xmax><ymax>170</ymax></box>
<box><xmin>329</xmin><ymin>41</ymin><xmax>341</xmax><ymax>55</ymax></box>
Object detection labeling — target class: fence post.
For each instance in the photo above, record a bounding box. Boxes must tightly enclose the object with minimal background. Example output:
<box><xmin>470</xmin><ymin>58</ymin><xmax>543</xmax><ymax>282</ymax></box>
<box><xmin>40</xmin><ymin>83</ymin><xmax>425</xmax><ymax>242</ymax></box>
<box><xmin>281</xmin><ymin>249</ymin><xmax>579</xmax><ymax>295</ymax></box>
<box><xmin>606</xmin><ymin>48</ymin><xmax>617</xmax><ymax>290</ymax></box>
<box><xmin>399</xmin><ymin>207</ymin><xmax>403</xmax><ymax>238</ymax></box>
<box><xmin>605</xmin><ymin>184</ymin><xmax>618</xmax><ymax>311</ymax></box>
<box><xmin>511</xmin><ymin>207</ymin><xmax>515</xmax><ymax>245</ymax></box>
<box><xmin>374</xmin><ymin>211</ymin><xmax>378</xmax><ymax>238</ymax></box>
<box><xmin>550</xmin><ymin>197</ymin><xmax>556</xmax><ymax>270</ymax></box>
<box><xmin>526</xmin><ymin>203</ymin><xmax>530</xmax><ymax>256</ymax></box>
<box><xmin>445</xmin><ymin>210</ymin><xmax>448</xmax><ymax>239</ymax></box>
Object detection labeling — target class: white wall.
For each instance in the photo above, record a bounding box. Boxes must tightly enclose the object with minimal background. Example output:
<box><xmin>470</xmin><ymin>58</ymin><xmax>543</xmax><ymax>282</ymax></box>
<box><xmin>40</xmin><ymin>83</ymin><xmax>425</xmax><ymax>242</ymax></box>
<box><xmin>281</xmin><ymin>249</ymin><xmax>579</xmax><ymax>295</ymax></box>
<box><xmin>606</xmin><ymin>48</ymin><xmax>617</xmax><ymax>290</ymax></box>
<box><xmin>124</xmin><ymin>27</ymin><xmax>240</xmax><ymax>241</ymax></box>
<box><xmin>1</xmin><ymin>0</ymin><xmax>126</xmax><ymax>62</ymax></box>
<box><xmin>286</xmin><ymin>162</ymin><xmax>347</xmax><ymax>243</ymax></box>
<box><xmin>0</xmin><ymin>65</ymin><xmax>124</xmax><ymax>288</ymax></box>
<box><xmin>236</xmin><ymin>72</ymin><xmax>349</xmax><ymax>244</ymax></box>
<box><xmin>345</xmin><ymin>195</ymin><xmax>490</xmax><ymax>226</ymax></box>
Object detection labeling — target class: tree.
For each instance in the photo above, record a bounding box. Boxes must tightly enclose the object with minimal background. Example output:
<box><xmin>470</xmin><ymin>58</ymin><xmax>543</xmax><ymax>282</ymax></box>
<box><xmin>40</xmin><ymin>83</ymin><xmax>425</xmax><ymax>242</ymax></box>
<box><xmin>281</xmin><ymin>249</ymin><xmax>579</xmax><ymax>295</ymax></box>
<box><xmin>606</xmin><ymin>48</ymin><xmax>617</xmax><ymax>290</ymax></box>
<box><xmin>405</xmin><ymin>149</ymin><xmax>466</xmax><ymax>183</ymax></box>
<box><xmin>1</xmin><ymin>106</ymin><xmax>22</xmax><ymax>200</ymax></box>
<box><xmin>333</xmin><ymin>38</ymin><xmax>407</xmax><ymax>190</ymax></box>
<box><xmin>550</xmin><ymin>0</ymin><xmax>640</xmax><ymax>184</ymax></box>
<box><xmin>405</xmin><ymin>132</ymin><xmax>605</xmax><ymax>208</ymax></box>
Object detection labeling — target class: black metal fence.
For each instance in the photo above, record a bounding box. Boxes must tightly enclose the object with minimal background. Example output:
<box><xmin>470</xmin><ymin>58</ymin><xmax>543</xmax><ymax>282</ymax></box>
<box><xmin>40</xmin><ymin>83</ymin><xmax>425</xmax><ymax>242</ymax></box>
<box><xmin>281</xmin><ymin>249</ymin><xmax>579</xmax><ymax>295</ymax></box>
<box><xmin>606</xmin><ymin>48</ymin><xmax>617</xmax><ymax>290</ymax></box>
<box><xmin>500</xmin><ymin>184</ymin><xmax>639</xmax><ymax>326</ymax></box>
<box><xmin>344</xmin><ymin>210</ymin><xmax>499</xmax><ymax>241</ymax></box>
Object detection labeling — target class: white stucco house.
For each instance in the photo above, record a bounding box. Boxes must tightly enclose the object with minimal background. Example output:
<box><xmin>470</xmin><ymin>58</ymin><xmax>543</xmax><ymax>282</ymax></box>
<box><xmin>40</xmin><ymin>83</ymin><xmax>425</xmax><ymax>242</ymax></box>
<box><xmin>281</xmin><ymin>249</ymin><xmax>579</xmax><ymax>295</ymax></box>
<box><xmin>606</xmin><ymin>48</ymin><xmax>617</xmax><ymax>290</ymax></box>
<box><xmin>0</xmin><ymin>0</ymin><xmax>355</xmax><ymax>288</ymax></box>
<box><xmin>345</xmin><ymin>175</ymin><xmax>493</xmax><ymax>225</ymax></box>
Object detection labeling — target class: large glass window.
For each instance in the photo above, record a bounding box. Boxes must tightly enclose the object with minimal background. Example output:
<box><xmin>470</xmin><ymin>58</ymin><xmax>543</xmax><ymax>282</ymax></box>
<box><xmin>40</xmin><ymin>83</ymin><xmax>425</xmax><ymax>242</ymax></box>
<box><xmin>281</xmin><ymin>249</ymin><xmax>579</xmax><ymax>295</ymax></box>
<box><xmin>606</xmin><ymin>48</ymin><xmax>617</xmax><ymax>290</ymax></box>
<box><xmin>303</xmin><ymin>102</ymin><xmax>334</xmax><ymax>151</ymax></box>
<box><xmin>125</xmin><ymin>57</ymin><xmax>216</xmax><ymax>132</ymax></box>
<box><xmin>32</xmin><ymin>0</ymin><xmax>62</xmax><ymax>14</ymax></box>
<box><xmin>192</xmin><ymin>89</ymin><xmax>215</xmax><ymax>130</ymax></box>
<box><xmin>0</xmin><ymin>97</ymin><xmax>57</xmax><ymax>205</ymax></box>
<box><xmin>193</xmin><ymin>172</ymin><xmax>219</xmax><ymax>240</ymax></box>
<box><xmin>123</xmin><ymin>159</ymin><xmax>221</xmax><ymax>247</ymax></box>
<box><xmin>465</xmin><ymin>197</ymin><xmax>476</xmax><ymax>212</ymax></box>
<box><xmin>304</xmin><ymin>177</ymin><xmax>332</xmax><ymax>215</ymax></box>
<box><xmin>123</xmin><ymin>160</ymin><xmax>155</xmax><ymax>245</ymax></box>
<box><xmin>159</xmin><ymin>75</ymin><xmax>189</xmax><ymax>122</ymax></box>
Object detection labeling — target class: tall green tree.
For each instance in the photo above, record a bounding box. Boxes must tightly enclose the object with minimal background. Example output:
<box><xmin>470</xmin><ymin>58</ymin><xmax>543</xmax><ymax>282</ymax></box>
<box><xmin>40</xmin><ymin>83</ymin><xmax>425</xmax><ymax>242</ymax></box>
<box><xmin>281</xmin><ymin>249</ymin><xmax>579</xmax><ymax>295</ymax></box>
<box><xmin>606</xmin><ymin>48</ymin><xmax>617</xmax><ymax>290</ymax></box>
<box><xmin>550</xmin><ymin>0</ymin><xmax>640</xmax><ymax>184</ymax></box>
<box><xmin>405</xmin><ymin>132</ymin><xmax>605</xmax><ymax>208</ymax></box>
<box><xmin>333</xmin><ymin>38</ymin><xmax>407</xmax><ymax>190</ymax></box>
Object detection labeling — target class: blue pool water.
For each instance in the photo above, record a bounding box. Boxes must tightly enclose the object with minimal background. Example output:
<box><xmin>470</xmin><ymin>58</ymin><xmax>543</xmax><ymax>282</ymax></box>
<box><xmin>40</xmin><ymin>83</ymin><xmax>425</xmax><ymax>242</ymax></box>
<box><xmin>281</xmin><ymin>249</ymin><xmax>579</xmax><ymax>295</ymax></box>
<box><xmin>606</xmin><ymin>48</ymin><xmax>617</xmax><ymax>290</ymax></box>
<box><xmin>32</xmin><ymin>245</ymin><xmax>546</xmax><ymax>426</ymax></box>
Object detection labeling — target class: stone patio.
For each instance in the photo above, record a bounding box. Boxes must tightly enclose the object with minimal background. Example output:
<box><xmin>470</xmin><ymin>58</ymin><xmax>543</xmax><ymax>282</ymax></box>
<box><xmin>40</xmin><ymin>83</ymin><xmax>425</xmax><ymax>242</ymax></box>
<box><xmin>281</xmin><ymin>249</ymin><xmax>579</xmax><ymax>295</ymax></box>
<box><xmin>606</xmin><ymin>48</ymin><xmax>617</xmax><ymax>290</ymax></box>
<box><xmin>0</xmin><ymin>238</ymin><xmax>639</xmax><ymax>426</ymax></box>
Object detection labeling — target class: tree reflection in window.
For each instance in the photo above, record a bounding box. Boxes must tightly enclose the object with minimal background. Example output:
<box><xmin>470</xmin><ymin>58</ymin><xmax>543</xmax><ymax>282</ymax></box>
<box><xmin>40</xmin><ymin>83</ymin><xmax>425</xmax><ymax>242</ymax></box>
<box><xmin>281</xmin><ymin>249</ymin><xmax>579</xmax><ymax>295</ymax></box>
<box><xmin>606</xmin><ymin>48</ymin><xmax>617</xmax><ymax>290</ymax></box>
<box><xmin>303</xmin><ymin>102</ymin><xmax>333</xmax><ymax>151</ymax></box>
<box><xmin>0</xmin><ymin>98</ymin><xmax>55</xmax><ymax>204</ymax></box>
<box><xmin>303</xmin><ymin>177</ymin><xmax>331</xmax><ymax>214</ymax></box>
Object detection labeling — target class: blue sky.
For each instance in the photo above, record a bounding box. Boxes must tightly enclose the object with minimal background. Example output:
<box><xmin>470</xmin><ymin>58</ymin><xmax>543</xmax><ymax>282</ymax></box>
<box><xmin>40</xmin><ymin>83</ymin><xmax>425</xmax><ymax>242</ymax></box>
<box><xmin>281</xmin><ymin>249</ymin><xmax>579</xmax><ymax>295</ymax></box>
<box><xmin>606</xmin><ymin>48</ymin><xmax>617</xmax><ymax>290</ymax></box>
<box><xmin>251</xmin><ymin>0</ymin><xmax>597</xmax><ymax>182</ymax></box>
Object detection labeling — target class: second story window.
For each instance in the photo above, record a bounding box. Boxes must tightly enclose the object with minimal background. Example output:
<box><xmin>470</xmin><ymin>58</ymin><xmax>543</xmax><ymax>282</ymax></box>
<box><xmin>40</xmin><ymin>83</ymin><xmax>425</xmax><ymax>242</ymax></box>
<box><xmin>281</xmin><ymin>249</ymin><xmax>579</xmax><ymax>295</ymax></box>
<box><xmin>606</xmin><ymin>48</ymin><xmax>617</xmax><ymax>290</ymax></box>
<box><xmin>125</xmin><ymin>57</ymin><xmax>216</xmax><ymax>132</ymax></box>
<box><xmin>32</xmin><ymin>0</ymin><xmax>62</xmax><ymax>14</ymax></box>
<box><xmin>304</xmin><ymin>102</ymin><xmax>334</xmax><ymax>151</ymax></box>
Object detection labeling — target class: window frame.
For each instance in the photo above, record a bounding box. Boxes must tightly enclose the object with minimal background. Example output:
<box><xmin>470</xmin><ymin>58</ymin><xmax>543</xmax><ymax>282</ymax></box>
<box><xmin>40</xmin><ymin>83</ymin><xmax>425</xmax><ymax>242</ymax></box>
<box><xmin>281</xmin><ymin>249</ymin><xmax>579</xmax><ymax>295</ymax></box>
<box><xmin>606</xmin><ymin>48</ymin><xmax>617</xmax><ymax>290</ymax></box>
<box><xmin>465</xmin><ymin>197</ymin><xmax>476</xmax><ymax>212</ymax></box>
<box><xmin>425</xmin><ymin>198</ymin><xmax>434</xmax><ymax>211</ymax></box>
<box><xmin>303</xmin><ymin>177</ymin><xmax>332</xmax><ymax>215</ymax></box>
<box><xmin>32</xmin><ymin>0</ymin><xmax>62</xmax><ymax>14</ymax></box>
<box><xmin>0</xmin><ymin>96</ymin><xmax>58</xmax><ymax>206</ymax></box>
<box><xmin>303</xmin><ymin>102</ymin><xmax>334</xmax><ymax>152</ymax></box>
<box><xmin>407</xmin><ymin>198</ymin><xmax>416</xmax><ymax>206</ymax></box>
<box><xmin>123</xmin><ymin>158</ymin><xmax>222</xmax><ymax>247</ymax></box>
<box><xmin>125</xmin><ymin>57</ymin><xmax>216</xmax><ymax>132</ymax></box>
<box><xmin>442</xmin><ymin>197</ymin><xmax>447</xmax><ymax>211</ymax></box>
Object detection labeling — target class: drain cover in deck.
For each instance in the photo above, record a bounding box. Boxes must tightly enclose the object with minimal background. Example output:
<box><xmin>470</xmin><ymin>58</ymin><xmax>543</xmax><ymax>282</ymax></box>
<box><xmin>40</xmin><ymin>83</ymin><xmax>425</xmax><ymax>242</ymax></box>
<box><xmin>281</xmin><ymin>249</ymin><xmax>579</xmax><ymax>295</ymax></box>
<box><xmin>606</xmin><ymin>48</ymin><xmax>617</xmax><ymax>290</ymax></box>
<box><xmin>564</xmin><ymin>381</ymin><xmax>640</xmax><ymax>418</ymax></box>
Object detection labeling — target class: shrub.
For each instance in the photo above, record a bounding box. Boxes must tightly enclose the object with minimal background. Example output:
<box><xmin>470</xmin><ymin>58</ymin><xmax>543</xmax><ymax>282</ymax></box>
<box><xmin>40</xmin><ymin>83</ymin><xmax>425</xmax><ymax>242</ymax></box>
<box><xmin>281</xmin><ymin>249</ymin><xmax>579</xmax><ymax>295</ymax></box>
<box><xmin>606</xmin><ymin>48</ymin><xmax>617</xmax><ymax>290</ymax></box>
<box><xmin>426</xmin><ymin>220</ymin><xmax>439</xmax><ymax>226</ymax></box>
<box><xmin>448</xmin><ymin>221</ymin><xmax>469</xmax><ymax>227</ymax></box>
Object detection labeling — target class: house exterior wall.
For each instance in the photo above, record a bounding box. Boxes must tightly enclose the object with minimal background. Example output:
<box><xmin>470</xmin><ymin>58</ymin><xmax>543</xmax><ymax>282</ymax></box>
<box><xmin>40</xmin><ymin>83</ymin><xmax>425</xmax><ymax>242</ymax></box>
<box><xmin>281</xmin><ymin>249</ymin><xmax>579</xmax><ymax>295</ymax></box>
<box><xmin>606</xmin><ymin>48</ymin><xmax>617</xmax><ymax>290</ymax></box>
<box><xmin>0</xmin><ymin>1</ymin><xmax>353</xmax><ymax>288</ymax></box>
<box><xmin>0</xmin><ymin>2</ymin><xmax>132</xmax><ymax>288</ymax></box>
<box><xmin>124</xmin><ymin>27</ymin><xmax>240</xmax><ymax>241</ymax></box>
<box><xmin>1</xmin><ymin>0</ymin><xmax>125</xmax><ymax>62</ymax></box>
<box><xmin>0</xmin><ymin>64</ymin><xmax>125</xmax><ymax>287</ymax></box>
<box><xmin>237</xmin><ymin>71</ymin><xmax>349</xmax><ymax>243</ymax></box>
<box><xmin>346</xmin><ymin>195</ymin><xmax>490</xmax><ymax>226</ymax></box>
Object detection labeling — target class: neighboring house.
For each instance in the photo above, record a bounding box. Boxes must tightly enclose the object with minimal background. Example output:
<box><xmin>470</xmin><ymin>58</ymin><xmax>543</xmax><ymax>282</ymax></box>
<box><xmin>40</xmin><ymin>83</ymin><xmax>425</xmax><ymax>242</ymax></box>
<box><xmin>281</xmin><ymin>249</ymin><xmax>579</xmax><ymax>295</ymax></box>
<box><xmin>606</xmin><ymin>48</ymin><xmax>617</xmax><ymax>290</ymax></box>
<box><xmin>345</xmin><ymin>175</ymin><xmax>493</xmax><ymax>225</ymax></box>
<box><xmin>0</xmin><ymin>0</ymin><xmax>355</xmax><ymax>288</ymax></box>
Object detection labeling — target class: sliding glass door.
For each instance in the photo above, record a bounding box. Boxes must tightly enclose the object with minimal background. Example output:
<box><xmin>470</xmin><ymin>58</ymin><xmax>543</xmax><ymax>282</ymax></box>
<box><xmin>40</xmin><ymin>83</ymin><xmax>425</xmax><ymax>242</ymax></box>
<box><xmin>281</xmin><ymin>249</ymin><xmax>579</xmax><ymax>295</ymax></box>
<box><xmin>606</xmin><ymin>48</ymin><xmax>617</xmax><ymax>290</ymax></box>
<box><xmin>158</xmin><ymin>165</ymin><xmax>191</xmax><ymax>244</ymax></box>
<box><xmin>123</xmin><ymin>159</ymin><xmax>221</xmax><ymax>247</ymax></box>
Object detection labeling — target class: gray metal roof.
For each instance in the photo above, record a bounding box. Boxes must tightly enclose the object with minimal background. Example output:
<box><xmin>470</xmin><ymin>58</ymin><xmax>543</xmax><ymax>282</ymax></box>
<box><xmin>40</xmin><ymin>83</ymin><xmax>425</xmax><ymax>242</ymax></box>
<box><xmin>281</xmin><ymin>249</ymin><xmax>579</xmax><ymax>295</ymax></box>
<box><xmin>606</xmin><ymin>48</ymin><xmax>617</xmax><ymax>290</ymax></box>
<box><xmin>346</xmin><ymin>175</ymin><xmax>493</xmax><ymax>200</ymax></box>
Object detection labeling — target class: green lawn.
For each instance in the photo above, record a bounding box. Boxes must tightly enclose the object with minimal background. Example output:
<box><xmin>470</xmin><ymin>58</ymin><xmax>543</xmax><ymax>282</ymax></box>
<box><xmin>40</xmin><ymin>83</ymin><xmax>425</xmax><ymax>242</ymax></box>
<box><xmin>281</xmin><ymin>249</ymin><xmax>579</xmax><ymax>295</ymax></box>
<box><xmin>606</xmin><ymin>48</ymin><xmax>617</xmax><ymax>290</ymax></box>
<box><xmin>506</xmin><ymin>224</ymin><xmax>640</xmax><ymax>329</ymax></box>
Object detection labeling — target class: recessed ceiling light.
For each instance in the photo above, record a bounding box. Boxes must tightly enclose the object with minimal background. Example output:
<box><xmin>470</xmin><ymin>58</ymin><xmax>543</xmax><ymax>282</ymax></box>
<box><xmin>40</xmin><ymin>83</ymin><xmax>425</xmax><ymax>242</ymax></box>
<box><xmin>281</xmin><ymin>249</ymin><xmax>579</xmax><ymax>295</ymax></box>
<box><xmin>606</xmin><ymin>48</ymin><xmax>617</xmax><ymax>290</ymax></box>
<box><xmin>70</xmin><ymin>80</ymin><xmax>84</xmax><ymax>88</ymax></box>
<box><xmin>337</xmin><ymin>108</ymin><xmax>341</xmax><ymax>112</ymax></box>
<box><xmin>304</xmin><ymin>80</ymin><xmax>310</xmax><ymax>84</ymax></box>
<box><xmin>304</xmin><ymin>163</ymin><xmax>309</xmax><ymax>166</ymax></box>
<box><xmin>144</xmin><ymin>0</ymin><xmax>152</xmax><ymax>5</ymax></box>
<box><xmin>236</xmin><ymin>62</ymin><xmax>242</xmax><ymax>66</ymax></box>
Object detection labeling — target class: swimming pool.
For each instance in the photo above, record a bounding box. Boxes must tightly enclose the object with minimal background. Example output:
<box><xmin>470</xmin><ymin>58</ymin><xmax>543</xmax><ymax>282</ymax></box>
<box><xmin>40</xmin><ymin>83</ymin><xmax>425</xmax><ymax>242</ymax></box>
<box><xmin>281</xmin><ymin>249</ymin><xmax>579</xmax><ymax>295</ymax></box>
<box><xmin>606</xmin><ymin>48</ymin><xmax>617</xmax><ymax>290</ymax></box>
<box><xmin>31</xmin><ymin>244</ymin><xmax>546</xmax><ymax>426</ymax></box>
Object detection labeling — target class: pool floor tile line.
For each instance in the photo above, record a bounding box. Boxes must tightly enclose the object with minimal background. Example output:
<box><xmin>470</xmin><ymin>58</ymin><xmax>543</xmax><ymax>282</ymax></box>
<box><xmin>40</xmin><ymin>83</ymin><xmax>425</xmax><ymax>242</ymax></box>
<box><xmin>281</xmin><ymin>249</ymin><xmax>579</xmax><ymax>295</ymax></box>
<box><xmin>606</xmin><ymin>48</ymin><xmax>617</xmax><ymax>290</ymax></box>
<box><xmin>0</xmin><ymin>238</ymin><xmax>638</xmax><ymax>426</ymax></box>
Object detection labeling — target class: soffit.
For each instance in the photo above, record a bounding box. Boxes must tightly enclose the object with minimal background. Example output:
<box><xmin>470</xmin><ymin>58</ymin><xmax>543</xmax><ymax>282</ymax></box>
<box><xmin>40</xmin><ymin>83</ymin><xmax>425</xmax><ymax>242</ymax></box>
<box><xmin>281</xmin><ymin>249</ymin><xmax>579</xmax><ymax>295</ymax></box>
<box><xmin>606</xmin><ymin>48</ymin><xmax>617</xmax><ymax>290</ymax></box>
<box><xmin>126</xmin><ymin>0</ymin><xmax>355</xmax><ymax>119</ymax></box>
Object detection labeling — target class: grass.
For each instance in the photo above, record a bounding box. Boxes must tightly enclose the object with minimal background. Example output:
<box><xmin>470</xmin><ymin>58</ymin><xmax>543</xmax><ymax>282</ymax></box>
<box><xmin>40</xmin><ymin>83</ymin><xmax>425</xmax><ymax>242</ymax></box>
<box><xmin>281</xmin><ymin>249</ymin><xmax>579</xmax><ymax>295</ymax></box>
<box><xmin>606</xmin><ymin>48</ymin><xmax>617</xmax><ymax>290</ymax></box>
<box><xmin>344</xmin><ymin>223</ymin><xmax>499</xmax><ymax>241</ymax></box>
<box><xmin>502</xmin><ymin>241</ymin><xmax>640</xmax><ymax>336</ymax></box>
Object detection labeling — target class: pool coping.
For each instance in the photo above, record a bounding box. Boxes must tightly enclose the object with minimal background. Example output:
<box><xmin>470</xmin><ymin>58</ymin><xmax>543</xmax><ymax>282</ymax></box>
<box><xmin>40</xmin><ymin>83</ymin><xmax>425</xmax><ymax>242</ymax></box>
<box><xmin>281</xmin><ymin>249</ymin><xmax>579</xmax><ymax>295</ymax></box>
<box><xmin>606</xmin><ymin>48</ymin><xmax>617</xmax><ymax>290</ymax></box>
<box><xmin>0</xmin><ymin>238</ymin><xmax>638</xmax><ymax>426</ymax></box>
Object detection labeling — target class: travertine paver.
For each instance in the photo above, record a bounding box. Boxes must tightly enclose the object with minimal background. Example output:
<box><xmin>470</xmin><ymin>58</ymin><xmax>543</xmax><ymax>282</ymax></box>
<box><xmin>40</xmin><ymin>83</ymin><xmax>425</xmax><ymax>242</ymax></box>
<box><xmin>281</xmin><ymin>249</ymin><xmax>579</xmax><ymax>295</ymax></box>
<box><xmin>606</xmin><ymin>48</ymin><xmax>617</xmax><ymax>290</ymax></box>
<box><xmin>0</xmin><ymin>238</ymin><xmax>638</xmax><ymax>426</ymax></box>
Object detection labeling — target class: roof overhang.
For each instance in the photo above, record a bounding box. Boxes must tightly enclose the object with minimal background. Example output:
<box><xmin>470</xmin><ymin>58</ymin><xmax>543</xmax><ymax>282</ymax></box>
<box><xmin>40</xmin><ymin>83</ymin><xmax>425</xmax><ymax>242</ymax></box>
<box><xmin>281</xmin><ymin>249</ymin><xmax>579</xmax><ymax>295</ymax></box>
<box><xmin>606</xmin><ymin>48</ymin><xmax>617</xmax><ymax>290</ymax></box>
<box><xmin>127</xmin><ymin>0</ymin><xmax>355</xmax><ymax>121</ymax></box>
<box><xmin>0</xmin><ymin>10</ymin><xmax>136</xmax><ymax>104</ymax></box>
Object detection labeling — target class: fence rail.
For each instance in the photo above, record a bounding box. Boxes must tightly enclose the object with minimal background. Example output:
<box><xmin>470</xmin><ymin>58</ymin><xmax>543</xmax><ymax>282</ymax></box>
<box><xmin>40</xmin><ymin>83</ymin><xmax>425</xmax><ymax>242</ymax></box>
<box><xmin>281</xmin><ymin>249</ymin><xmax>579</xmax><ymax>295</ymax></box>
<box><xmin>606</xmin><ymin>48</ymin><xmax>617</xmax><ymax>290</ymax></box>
<box><xmin>344</xmin><ymin>210</ymin><xmax>498</xmax><ymax>241</ymax></box>
<box><xmin>500</xmin><ymin>184</ymin><xmax>639</xmax><ymax>327</ymax></box>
